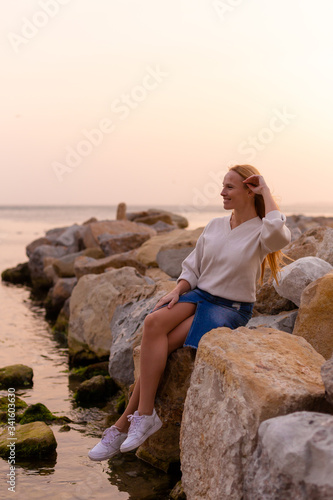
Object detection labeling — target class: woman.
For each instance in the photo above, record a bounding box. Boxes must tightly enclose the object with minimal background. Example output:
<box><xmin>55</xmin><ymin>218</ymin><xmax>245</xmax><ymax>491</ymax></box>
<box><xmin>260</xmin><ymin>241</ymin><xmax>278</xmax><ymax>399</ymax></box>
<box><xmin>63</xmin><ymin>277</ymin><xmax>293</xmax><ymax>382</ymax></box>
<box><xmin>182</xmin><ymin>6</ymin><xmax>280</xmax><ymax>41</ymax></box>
<box><xmin>88</xmin><ymin>164</ymin><xmax>291</xmax><ymax>461</ymax></box>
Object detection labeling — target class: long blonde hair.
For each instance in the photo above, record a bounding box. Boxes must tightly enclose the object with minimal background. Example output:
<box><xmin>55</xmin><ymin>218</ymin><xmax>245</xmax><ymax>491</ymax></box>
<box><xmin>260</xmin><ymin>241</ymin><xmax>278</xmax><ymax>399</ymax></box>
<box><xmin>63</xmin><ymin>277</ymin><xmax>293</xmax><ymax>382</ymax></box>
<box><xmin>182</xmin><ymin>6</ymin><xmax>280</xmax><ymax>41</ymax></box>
<box><xmin>229</xmin><ymin>164</ymin><xmax>283</xmax><ymax>284</ymax></box>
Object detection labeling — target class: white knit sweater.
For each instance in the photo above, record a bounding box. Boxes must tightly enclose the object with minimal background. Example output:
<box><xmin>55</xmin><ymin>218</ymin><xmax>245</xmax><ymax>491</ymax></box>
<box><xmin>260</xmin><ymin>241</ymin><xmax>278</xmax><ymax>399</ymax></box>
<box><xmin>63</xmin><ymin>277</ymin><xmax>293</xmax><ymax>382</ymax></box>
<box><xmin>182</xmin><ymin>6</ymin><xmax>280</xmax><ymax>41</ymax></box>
<box><xmin>178</xmin><ymin>210</ymin><xmax>291</xmax><ymax>302</ymax></box>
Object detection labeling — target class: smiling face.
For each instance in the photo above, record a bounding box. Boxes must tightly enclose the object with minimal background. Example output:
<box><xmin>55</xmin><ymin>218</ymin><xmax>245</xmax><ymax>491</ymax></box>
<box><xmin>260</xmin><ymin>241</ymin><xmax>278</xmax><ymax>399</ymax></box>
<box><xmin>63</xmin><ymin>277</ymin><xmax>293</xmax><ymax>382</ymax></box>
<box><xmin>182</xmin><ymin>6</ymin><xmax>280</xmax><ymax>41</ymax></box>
<box><xmin>221</xmin><ymin>170</ymin><xmax>253</xmax><ymax>211</ymax></box>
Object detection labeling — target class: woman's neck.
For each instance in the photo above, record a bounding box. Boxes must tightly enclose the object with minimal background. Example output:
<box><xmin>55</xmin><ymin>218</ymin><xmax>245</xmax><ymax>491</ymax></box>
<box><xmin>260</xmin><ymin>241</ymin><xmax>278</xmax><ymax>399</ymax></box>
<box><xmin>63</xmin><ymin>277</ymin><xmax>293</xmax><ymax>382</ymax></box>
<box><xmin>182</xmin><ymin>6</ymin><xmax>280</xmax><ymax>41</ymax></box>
<box><xmin>230</xmin><ymin>208</ymin><xmax>258</xmax><ymax>229</ymax></box>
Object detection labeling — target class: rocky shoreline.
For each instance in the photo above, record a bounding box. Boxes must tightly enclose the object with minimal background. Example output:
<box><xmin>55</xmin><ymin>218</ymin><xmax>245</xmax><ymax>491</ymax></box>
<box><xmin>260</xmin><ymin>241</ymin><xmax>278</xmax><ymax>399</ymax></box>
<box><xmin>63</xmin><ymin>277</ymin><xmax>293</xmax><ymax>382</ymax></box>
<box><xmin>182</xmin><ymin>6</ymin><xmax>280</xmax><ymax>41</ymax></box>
<box><xmin>1</xmin><ymin>205</ymin><xmax>333</xmax><ymax>499</ymax></box>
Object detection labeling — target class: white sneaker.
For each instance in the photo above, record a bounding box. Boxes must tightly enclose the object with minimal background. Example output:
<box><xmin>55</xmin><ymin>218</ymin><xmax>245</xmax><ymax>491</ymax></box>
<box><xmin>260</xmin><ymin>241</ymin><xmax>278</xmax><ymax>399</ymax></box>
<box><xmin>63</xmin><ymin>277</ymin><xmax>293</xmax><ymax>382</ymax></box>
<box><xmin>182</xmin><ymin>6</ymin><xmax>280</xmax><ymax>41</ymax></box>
<box><xmin>88</xmin><ymin>425</ymin><xmax>127</xmax><ymax>461</ymax></box>
<box><xmin>120</xmin><ymin>409</ymin><xmax>162</xmax><ymax>453</ymax></box>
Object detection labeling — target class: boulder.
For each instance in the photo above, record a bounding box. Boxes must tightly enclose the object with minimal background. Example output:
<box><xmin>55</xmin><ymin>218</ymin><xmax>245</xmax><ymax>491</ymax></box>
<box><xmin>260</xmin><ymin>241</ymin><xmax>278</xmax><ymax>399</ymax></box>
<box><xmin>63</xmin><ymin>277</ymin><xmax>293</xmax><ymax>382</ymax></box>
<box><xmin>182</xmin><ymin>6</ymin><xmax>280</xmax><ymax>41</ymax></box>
<box><xmin>45</xmin><ymin>277</ymin><xmax>77</xmax><ymax>317</ymax></box>
<box><xmin>321</xmin><ymin>356</ymin><xmax>333</xmax><ymax>406</ymax></box>
<box><xmin>0</xmin><ymin>421</ymin><xmax>57</xmax><ymax>459</ymax></box>
<box><xmin>134</xmin><ymin>346</ymin><xmax>196</xmax><ymax>472</ymax></box>
<box><xmin>1</xmin><ymin>262</ymin><xmax>31</xmax><ymax>286</ymax></box>
<box><xmin>0</xmin><ymin>396</ymin><xmax>27</xmax><ymax>423</ymax></box>
<box><xmin>180</xmin><ymin>327</ymin><xmax>326</xmax><ymax>500</ymax></box>
<box><xmin>54</xmin><ymin>223</ymin><xmax>81</xmax><ymax>252</ymax></box>
<box><xmin>254</xmin><ymin>270</ymin><xmax>295</xmax><ymax>316</ymax></box>
<box><xmin>0</xmin><ymin>364</ymin><xmax>33</xmax><ymax>389</ymax></box>
<box><xmin>74</xmin><ymin>251</ymin><xmax>146</xmax><ymax>280</ymax></box>
<box><xmin>244</xmin><ymin>412</ymin><xmax>333</xmax><ymax>500</ymax></box>
<box><xmin>156</xmin><ymin>247</ymin><xmax>195</xmax><ymax>278</ymax></box>
<box><xmin>98</xmin><ymin>232</ymin><xmax>151</xmax><ymax>256</ymax></box>
<box><xmin>134</xmin><ymin>213</ymin><xmax>174</xmax><ymax>226</ymax></box>
<box><xmin>109</xmin><ymin>292</ymin><xmax>165</xmax><ymax>388</ymax></box>
<box><xmin>19</xmin><ymin>402</ymin><xmax>70</xmax><ymax>425</ymax></box>
<box><xmin>145</xmin><ymin>268</ymin><xmax>177</xmax><ymax>295</ymax></box>
<box><xmin>283</xmin><ymin>225</ymin><xmax>333</xmax><ymax>266</ymax></box>
<box><xmin>68</xmin><ymin>267</ymin><xmax>155</xmax><ymax>364</ymax></box>
<box><xmin>80</xmin><ymin>219</ymin><xmax>156</xmax><ymax>249</ymax></box>
<box><xmin>52</xmin><ymin>298</ymin><xmax>70</xmax><ymax>338</ymax></box>
<box><xmin>293</xmin><ymin>272</ymin><xmax>333</xmax><ymax>359</ymax></box>
<box><xmin>273</xmin><ymin>256</ymin><xmax>333</xmax><ymax>307</ymax></box>
<box><xmin>136</xmin><ymin>228</ymin><xmax>203</xmax><ymax>267</ymax></box>
<box><xmin>126</xmin><ymin>208</ymin><xmax>188</xmax><ymax>229</ymax></box>
<box><xmin>247</xmin><ymin>309</ymin><xmax>298</xmax><ymax>333</ymax></box>
<box><xmin>116</xmin><ymin>202</ymin><xmax>127</xmax><ymax>220</ymax></box>
<box><xmin>52</xmin><ymin>248</ymin><xmax>104</xmax><ymax>277</ymax></box>
<box><xmin>74</xmin><ymin>375</ymin><xmax>117</xmax><ymax>405</ymax></box>
<box><xmin>26</xmin><ymin>236</ymin><xmax>53</xmax><ymax>257</ymax></box>
<box><xmin>28</xmin><ymin>244</ymin><xmax>69</xmax><ymax>289</ymax></box>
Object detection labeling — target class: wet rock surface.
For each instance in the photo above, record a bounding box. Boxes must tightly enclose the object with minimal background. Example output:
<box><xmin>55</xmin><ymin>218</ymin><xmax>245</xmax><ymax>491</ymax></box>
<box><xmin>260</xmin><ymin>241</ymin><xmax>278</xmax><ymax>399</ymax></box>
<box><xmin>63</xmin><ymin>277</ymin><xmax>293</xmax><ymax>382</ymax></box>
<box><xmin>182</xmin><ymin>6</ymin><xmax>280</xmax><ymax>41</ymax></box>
<box><xmin>0</xmin><ymin>364</ymin><xmax>33</xmax><ymax>389</ymax></box>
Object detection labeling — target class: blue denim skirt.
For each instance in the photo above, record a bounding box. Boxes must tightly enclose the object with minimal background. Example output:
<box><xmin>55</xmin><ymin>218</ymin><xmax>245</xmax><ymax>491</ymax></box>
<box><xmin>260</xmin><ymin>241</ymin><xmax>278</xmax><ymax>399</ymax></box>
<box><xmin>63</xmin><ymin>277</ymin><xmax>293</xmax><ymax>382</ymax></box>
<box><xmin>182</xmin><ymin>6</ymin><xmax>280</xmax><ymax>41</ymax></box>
<box><xmin>174</xmin><ymin>287</ymin><xmax>254</xmax><ymax>349</ymax></box>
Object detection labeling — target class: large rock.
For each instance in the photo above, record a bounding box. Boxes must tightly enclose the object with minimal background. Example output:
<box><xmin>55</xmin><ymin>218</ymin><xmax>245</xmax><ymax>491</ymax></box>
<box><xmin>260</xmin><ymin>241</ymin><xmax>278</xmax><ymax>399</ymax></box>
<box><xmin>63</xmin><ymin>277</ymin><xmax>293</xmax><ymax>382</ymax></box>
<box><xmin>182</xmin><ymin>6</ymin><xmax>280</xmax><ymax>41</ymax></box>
<box><xmin>0</xmin><ymin>364</ymin><xmax>33</xmax><ymax>389</ymax></box>
<box><xmin>273</xmin><ymin>256</ymin><xmax>333</xmax><ymax>307</ymax></box>
<box><xmin>136</xmin><ymin>227</ymin><xmax>203</xmax><ymax>267</ymax></box>
<box><xmin>74</xmin><ymin>251</ymin><xmax>146</xmax><ymax>280</ymax></box>
<box><xmin>283</xmin><ymin>225</ymin><xmax>333</xmax><ymax>265</ymax></box>
<box><xmin>156</xmin><ymin>247</ymin><xmax>195</xmax><ymax>278</ymax></box>
<box><xmin>134</xmin><ymin>346</ymin><xmax>196</xmax><ymax>472</ymax></box>
<box><xmin>68</xmin><ymin>267</ymin><xmax>155</xmax><ymax>364</ymax></box>
<box><xmin>109</xmin><ymin>293</ymin><xmax>165</xmax><ymax>387</ymax></box>
<box><xmin>45</xmin><ymin>277</ymin><xmax>77</xmax><ymax>317</ymax></box>
<box><xmin>52</xmin><ymin>248</ymin><xmax>104</xmax><ymax>277</ymax></box>
<box><xmin>98</xmin><ymin>232</ymin><xmax>151</xmax><ymax>256</ymax></box>
<box><xmin>28</xmin><ymin>244</ymin><xmax>69</xmax><ymax>289</ymax></box>
<box><xmin>80</xmin><ymin>220</ymin><xmax>156</xmax><ymax>249</ymax></box>
<box><xmin>321</xmin><ymin>356</ymin><xmax>333</xmax><ymax>406</ymax></box>
<box><xmin>1</xmin><ymin>262</ymin><xmax>31</xmax><ymax>286</ymax></box>
<box><xmin>127</xmin><ymin>208</ymin><xmax>188</xmax><ymax>229</ymax></box>
<box><xmin>180</xmin><ymin>327</ymin><xmax>326</xmax><ymax>500</ymax></box>
<box><xmin>254</xmin><ymin>275</ymin><xmax>295</xmax><ymax>315</ymax></box>
<box><xmin>247</xmin><ymin>309</ymin><xmax>298</xmax><ymax>333</ymax></box>
<box><xmin>74</xmin><ymin>375</ymin><xmax>117</xmax><ymax>405</ymax></box>
<box><xmin>293</xmin><ymin>272</ymin><xmax>333</xmax><ymax>359</ymax></box>
<box><xmin>54</xmin><ymin>223</ymin><xmax>81</xmax><ymax>252</ymax></box>
<box><xmin>0</xmin><ymin>421</ymin><xmax>57</xmax><ymax>459</ymax></box>
<box><xmin>244</xmin><ymin>412</ymin><xmax>333</xmax><ymax>500</ymax></box>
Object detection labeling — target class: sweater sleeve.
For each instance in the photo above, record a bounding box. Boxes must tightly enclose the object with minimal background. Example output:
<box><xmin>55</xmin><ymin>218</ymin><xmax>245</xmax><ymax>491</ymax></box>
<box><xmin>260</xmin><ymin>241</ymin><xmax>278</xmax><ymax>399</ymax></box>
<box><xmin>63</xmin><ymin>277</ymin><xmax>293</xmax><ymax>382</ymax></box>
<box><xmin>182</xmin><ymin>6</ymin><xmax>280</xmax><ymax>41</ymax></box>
<box><xmin>177</xmin><ymin>230</ymin><xmax>205</xmax><ymax>289</ymax></box>
<box><xmin>260</xmin><ymin>210</ymin><xmax>291</xmax><ymax>253</ymax></box>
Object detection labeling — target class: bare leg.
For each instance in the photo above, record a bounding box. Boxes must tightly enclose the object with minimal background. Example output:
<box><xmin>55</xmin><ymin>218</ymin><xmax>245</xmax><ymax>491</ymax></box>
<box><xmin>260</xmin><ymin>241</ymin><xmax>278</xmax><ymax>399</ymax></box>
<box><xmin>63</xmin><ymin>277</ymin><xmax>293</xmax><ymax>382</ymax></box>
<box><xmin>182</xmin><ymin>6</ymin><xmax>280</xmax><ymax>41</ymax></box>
<box><xmin>138</xmin><ymin>303</ymin><xmax>196</xmax><ymax>415</ymax></box>
<box><xmin>114</xmin><ymin>304</ymin><xmax>195</xmax><ymax>430</ymax></box>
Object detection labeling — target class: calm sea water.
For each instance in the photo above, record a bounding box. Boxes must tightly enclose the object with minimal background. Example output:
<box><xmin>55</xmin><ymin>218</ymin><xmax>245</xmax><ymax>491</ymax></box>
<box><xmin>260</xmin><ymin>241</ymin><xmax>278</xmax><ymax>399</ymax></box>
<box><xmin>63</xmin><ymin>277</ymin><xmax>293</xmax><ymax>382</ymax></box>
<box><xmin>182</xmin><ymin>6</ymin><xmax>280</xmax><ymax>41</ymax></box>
<box><xmin>1</xmin><ymin>203</ymin><xmax>333</xmax><ymax>499</ymax></box>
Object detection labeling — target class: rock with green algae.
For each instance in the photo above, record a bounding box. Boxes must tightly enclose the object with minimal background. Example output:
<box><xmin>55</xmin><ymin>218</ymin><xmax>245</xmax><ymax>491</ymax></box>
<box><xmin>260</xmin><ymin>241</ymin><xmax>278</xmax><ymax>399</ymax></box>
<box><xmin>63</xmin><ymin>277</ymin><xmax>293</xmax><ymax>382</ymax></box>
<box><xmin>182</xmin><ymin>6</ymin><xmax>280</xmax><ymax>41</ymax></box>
<box><xmin>1</xmin><ymin>262</ymin><xmax>31</xmax><ymax>285</ymax></box>
<box><xmin>0</xmin><ymin>364</ymin><xmax>33</xmax><ymax>389</ymax></box>
<box><xmin>0</xmin><ymin>396</ymin><xmax>27</xmax><ymax>423</ymax></box>
<box><xmin>0</xmin><ymin>421</ymin><xmax>57</xmax><ymax>459</ymax></box>
<box><xmin>18</xmin><ymin>403</ymin><xmax>70</xmax><ymax>425</ymax></box>
<box><xmin>74</xmin><ymin>375</ymin><xmax>118</xmax><ymax>405</ymax></box>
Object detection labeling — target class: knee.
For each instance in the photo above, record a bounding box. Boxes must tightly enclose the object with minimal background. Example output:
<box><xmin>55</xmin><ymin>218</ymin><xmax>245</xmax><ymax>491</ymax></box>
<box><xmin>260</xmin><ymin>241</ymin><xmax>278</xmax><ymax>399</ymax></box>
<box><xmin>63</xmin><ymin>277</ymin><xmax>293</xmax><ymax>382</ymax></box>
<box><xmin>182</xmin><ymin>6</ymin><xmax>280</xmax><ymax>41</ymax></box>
<box><xmin>142</xmin><ymin>312</ymin><xmax>164</xmax><ymax>339</ymax></box>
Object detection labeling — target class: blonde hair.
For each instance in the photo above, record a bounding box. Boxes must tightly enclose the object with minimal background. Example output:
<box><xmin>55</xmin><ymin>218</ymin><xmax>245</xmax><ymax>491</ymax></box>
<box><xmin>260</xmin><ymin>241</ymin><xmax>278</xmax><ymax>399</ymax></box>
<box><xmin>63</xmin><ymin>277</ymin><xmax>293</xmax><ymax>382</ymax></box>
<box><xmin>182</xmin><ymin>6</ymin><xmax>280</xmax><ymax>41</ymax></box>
<box><xmin>229</xmin><ymin>164</ymin><xmax>283</xmax><ymax>284</ymax></box>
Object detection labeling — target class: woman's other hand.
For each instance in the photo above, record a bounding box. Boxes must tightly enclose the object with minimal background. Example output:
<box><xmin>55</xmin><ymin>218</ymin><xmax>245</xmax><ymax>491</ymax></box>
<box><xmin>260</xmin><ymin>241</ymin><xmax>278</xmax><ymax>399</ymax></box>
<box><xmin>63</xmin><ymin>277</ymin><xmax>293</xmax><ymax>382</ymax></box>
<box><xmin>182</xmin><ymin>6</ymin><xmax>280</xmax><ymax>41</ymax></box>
<box><xmin>152</xmin><ymin>289</ymin><xmax>180</xmax><ymax>311</ymax></box>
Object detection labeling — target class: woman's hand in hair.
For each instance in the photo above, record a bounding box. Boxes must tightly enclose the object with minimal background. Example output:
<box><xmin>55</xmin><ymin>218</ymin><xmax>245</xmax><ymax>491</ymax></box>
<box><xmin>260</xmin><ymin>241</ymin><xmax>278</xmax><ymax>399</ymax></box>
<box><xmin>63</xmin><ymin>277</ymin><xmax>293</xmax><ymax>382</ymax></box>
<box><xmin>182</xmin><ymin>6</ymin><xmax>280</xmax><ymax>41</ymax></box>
<box><xmin>243</xmin><ymin>175</ymin><xmax>269</xmax><ymax>195</ymax></box>
<box><xmin>152</xmin><ymin>289</ymin><xmax>180</xmax><ymax>311</ymax></box>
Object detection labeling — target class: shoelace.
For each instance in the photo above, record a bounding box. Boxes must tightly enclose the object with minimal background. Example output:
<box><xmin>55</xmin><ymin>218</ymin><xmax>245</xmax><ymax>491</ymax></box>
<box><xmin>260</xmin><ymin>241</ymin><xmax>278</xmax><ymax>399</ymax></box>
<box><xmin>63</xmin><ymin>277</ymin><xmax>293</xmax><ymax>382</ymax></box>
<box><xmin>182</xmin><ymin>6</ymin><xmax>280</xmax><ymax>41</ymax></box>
<box><xmin>101</xmin><ymin>426</ymin><xmax>119</xmax><ymax>444</ymax></box>
<box><xmin>127</xmin><ymin>413</ymin><xmax>144</xmax><ymax>436</ymax></box>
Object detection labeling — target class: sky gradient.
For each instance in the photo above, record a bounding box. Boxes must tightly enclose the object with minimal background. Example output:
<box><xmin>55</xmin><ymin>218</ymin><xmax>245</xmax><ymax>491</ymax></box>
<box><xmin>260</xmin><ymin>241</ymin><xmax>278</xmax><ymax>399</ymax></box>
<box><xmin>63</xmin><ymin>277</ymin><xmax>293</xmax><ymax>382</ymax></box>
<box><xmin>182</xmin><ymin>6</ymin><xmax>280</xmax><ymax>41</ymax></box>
<box><xmin>2</xmin><ymin>0</ymin><xmax>333</xmax><ymax>209</ymax></box>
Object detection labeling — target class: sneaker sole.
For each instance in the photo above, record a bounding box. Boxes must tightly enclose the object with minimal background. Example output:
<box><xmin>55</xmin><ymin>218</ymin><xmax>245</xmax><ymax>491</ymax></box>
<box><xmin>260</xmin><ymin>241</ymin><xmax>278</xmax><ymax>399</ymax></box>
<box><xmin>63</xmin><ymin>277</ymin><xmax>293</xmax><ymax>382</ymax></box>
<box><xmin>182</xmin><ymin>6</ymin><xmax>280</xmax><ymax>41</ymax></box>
<box><xmin>120</xmin><ymin>419</ymin><xmax>162</xmax><ymax>453</ymax></box>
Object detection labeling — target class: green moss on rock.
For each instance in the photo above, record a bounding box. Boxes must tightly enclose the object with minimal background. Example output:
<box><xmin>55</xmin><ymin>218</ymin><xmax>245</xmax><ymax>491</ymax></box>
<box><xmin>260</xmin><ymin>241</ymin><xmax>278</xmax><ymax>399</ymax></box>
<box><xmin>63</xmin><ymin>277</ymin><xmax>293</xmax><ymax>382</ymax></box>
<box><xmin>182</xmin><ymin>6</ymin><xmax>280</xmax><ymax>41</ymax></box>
<box><xmin>0</xmin><ymin>421</ymin><xmax>57</xmax><ymax>459</ymax></box>
<box><xmin>0</xmin><ymin>396</ymin><xmax>28</xmax><ymax>423</ymax></box>
<box><xmin>0</xmin><ymin>364</ymin><xmax>33</xmax><ymax>389</ymax></box>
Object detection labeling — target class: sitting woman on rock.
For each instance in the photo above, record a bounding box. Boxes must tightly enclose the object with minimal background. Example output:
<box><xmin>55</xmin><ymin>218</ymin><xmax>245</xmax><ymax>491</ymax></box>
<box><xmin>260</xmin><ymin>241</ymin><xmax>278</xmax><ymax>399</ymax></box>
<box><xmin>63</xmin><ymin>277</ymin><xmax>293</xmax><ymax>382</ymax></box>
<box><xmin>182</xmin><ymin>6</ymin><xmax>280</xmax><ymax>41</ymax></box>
<box><xmin>88</xmin><ymin>164</ymin><xmax>291</xmax><ymax>461</ymax></box>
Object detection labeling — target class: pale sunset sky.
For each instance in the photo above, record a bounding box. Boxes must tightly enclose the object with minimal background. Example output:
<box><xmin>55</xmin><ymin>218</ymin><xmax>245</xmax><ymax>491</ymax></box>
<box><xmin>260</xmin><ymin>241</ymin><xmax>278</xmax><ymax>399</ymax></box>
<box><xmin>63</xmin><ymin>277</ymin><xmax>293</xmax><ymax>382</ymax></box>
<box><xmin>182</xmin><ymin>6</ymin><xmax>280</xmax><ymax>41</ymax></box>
<box><xmin>1</xmin><ymin>0</ymin><xmax>333</xmax><ymax>208</ymax></box>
